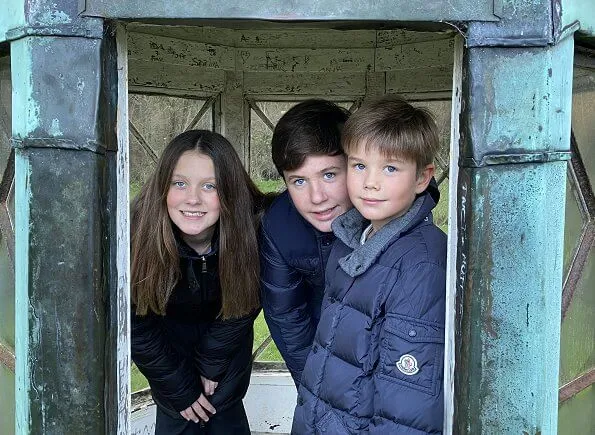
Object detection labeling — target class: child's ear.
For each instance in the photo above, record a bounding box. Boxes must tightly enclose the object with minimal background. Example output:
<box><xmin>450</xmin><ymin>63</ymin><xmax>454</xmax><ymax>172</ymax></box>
<box><xmin>415</xmin><ymin>164</ymin><xmax>435</xmax><ymax>194</ymax></box>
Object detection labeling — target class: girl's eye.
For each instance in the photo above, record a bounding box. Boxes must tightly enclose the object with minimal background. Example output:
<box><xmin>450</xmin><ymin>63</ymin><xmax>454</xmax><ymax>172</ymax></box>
<box><xmin>353</xmin><ymin>163</ymin><xmax>365</xmax><ymax>171</ymax></box>
<box><xmin>172</xmin><ymin>181</ymin><xmax>186</xmax><ymax>188</ymax></box>
<box><xmin>293</xmin><ymin>178</ymin><xmax>306</xmax><ymax>186</ymax></box>
<box><xmin>203</xmin><ymin>183</ymin><xmax>216</xmax><ymax>190</ymax></box>
<box><xmin>323</xmin><ymin>172</ymin><xmax>336</xmax><ymax>180</ymax></box>
<box><xmin>385</xmin><ymin>165</ymin><xmax>397</xmax><ymax>173</ymax></box>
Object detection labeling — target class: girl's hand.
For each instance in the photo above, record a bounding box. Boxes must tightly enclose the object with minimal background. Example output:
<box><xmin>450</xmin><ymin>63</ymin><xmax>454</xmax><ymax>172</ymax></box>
<box><xmin>201</xmin><ymin>375</ymin><xmax>219</xmax><ymax>396</ymax></box>
<box><xmin>180</xmin><ymin>394</ymin><xmax>216</xmax><ymax>423</ymax></box>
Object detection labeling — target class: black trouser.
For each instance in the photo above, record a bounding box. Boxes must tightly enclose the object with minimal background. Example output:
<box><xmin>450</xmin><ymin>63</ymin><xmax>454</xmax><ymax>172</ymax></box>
<box><xmin>154</xmin><ymin>401</ymin><xmax>251</xmax><ymax>435</ymax></box>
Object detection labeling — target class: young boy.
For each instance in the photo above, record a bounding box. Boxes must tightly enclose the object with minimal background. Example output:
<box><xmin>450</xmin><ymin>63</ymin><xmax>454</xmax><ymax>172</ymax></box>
<box><xmin>292</xmin><ymin>96</ymin><xmax>446</xmax><ymax>434</ymax></box>
<box><xmin>260</xmin><ymin>99</ymin><xmax>352</xmax><ymax>386</ymax></box>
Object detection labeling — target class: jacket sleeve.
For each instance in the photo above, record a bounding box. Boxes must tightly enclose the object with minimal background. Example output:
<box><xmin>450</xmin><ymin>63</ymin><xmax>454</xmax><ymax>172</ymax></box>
<box><xmin>194</xmin><ymin>310</ymin><xmax>259</xmax><ymax>382</ymax></box>
<box><xmin>131</xmin><ymin>309</ymin><xmax>202</xmax><ymax>412</ymax></box>
<box><xmin>259</xmin><ymin>224</ymin><xmax>316</xmax><ymax>386</ymax></box>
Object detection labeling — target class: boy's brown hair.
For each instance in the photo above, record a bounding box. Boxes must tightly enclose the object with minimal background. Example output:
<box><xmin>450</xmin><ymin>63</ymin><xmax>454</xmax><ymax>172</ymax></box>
<box><xmin>342</xmin><ymin>95</ymin><xmax>440</xmax><ymax>174</ymax></box>
<box><xmin>271</xmin><ymin>99</ymin><xmax>349</xmax><ymax>175</ymax></box>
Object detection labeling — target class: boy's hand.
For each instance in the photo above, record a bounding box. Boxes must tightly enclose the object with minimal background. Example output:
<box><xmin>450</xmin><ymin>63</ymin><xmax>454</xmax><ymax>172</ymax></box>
<box><xmin>200</xmin><ymin>375</ymin><xmax>219</xmax><ymax>396</ymax></box>
<box><xmin>180</xmin><ymin>394</ymin><xmax>216</xmax><ymax>423</ymax></box>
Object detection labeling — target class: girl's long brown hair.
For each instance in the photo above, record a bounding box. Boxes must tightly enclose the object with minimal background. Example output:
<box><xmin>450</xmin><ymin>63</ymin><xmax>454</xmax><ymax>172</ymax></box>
<box><xmin>131</xmin><ymin>130</ymin><xmax>263</xmax><ymax>319</ymax></box>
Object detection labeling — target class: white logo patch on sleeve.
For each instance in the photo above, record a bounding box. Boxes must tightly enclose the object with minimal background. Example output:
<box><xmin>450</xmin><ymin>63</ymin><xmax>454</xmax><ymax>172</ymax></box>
<box><xmin>396</xmin><ymin>354</ymin><xmax>419</xmax><ymax>376</ymax></box>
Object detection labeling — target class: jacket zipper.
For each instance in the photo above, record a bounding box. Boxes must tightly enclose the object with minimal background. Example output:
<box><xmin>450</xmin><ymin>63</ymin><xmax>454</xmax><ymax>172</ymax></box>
<box><xmin>200</xmin><ymin>256</ymin><xmax>207</xmax><ymax>300</ymax></box>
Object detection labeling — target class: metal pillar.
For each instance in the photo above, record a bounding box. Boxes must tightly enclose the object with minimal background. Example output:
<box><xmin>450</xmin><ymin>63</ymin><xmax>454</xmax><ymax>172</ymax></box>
<box><xmin>11</xmin><ymin>1</ymin><xmax>122</xmax><ymax>432</ymax></box>
<box><xmin>453</xmin><ymin>3</ymin><xmax>575</xmax><ymax>432</ymax></box>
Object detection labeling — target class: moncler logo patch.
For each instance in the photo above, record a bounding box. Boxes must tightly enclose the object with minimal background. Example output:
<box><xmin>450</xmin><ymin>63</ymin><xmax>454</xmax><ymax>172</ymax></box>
<box><xmin>396</xmin><ymin>354</ymin><xmax>419</xmax><ymax>376</ymax></box>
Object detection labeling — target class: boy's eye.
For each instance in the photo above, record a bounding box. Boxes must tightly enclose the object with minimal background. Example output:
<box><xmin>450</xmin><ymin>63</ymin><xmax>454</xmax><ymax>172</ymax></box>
<box><xmin>203</xmin><ymin>183</ymin><xmax>216</xmax><ymax>190</ymax></box>
<box><xmin>353</xmin><ymin>163</ymin><xmax>365</xmax><ymax>171</ymax></box>
<box><xmin>293</xmin><ymin>178</ymin><xmax>306</xmax><ymax>186</ymax></box>
<box><xmin>323</xmin><ymin>172</ymin><xmax>336</xmax><ymax>180</ymax></box>
<box><xmin>172</xmin><ymin>181</ymin><xmax>186</xmax><ymax>188</ymax></box>
<box><xmin>384</xmin><ymin>165</ymin><xmax>397</xmax><ymax>173</ymax></box>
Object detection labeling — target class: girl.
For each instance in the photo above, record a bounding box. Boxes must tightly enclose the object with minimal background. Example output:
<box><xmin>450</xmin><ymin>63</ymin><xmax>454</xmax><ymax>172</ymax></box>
<box><xmin>131</xmin><ymin>130</ymin><xmax>264</xmax><ymax>434</ymax></box>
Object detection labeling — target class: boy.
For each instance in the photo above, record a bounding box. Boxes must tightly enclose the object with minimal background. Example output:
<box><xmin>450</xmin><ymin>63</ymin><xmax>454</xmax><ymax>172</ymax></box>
<box><xmin>292</xmin><ymin>96</ymin><xmax>446</xmax><ymax>434</ymax></box>
<box><xmin>260</xmin><ymin>99</ymin><xmax>352</xmax><ymax>386</ymax></box>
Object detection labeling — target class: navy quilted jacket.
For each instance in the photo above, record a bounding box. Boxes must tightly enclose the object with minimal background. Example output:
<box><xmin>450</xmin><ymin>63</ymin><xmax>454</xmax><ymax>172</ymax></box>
<box><xmin>260</xmin><ymin>190</ymin><xmax>335</xmax><ymax>385</ymax></box>
<box><xmin>292</xmin><ymin>186</ymin><xmax>446</xmax><ymax>434</ymax></box>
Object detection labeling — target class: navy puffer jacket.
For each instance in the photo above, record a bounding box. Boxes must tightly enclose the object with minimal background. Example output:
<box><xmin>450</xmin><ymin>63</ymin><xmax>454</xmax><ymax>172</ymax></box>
<box><xmin>260</xmin><ymin>190</ymin><xmax>335</xmax><ymax>385</ymax></box>
<box><xmin>292</xmin><ymin>186</ymin><xmax>446</xmax><ymax>434</ymax></box>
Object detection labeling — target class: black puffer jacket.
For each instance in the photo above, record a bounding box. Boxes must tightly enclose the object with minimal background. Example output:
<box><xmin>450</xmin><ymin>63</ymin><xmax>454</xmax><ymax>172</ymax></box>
<box><xmin>131</xmin><ymin>234</ymin><xmax>258</xmax><ymax>415</ymax></box>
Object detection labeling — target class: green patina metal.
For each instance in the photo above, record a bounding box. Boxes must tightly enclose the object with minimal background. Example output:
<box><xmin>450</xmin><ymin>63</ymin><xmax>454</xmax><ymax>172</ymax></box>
<box><xmin>10</xmin><ymin>38</ymin><xmax>39</xmax><ymax>137</ymax></box>
<box><xmin>79</xmin><ymin>0</ymin><xmax>501</xmax><ymax>22</ymax></box>
<box><xmin>8</xmin><ymin>0</ymin><xmax>118</xmax><ymax>432</ymax></box>
<box><xmin>455</xmin><ymin>162</ymin><xmax>566</xmax><ymax>433</ymax></box>
<box><xmin>0</xmin><ymin>2</ymin><xmax>25</xmax><ymax>43</ymax></box>
<box><xmin>561</xmin><ymin>0</ymin><xmax>595</xmax><ymax>37</ymax></box>
<box><xmin>461</xmin><ymin>41</ymin><xmax>574</xmax><ymax>164</ymax></box>
<box><xmin>454</xmin><ymin>21</ymin><xmax>574</xmax><ymax>435</ymax></box>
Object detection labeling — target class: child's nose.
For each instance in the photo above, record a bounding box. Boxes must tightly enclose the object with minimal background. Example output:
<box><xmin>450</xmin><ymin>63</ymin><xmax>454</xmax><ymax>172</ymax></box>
<box><xmin>310</xmin><ymin>181</ymin><xmax>328</xmax><ymax>204</ymax></box>
<box><xmin>186</xmin><ymin>187</ymin><xmax>203</xmax><ymax>204</ymax></box>
<box><xmin>364</xmin><ymin>172</ymin><xmax>379</xmax><ymax>190</ymax></box>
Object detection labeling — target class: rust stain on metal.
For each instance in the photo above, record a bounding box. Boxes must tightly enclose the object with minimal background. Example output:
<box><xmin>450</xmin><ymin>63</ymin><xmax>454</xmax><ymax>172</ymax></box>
<box><xmin>0</xmin><ymin>341</ymin><xmax>15</xmax><ymax>372</ymax></box>
<box><xmin>559</xmin><ymin>368</ymin><xmax>595</xmax><ymax>403</ymax></box>
<box><xmin>0</xmin><ymin>148</ymin><xmax>14</xmax><ymax>202</ymax></box>
<box><xmin>480</xmin><ymin>179</ymin><xmax>498</xmax><ymax>339</ymax></box>
<box><xmin>562</xmin><ymin>134</ymin><xmax>595</xmax><ymax>319</ymax></box>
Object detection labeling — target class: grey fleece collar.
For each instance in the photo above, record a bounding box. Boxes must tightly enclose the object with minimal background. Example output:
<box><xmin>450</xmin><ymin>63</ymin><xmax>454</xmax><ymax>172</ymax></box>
<box><xmin>332</xmin><ymin>197</ymin><xmax>424</xmax><ymax>277</ymax></box>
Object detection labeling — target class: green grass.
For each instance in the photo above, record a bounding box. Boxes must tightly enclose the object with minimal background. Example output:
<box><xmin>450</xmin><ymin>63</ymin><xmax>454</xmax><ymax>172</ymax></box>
<box><xmin>254</xmin><ymin>178</ymin><xmax>285</xmax><ymax>194</ymax></box>
<box><xmin>253</xmin><ymin>311</ymin><xmax>283</xmax><ymax>362</ymax></box>
<box><xmin>434</xmin><ymin>181</ymin><xmax>450</xmax><ymax>234</ymax></box>
<box><xmin>129</xmin><ymin>181</ymin><xmax>142</xmax><ymax>202</ymax></box>
<box><xmin>131</xmin><ymin>363</ymin><xmax>149</xmax><ymax>392</ymax></box>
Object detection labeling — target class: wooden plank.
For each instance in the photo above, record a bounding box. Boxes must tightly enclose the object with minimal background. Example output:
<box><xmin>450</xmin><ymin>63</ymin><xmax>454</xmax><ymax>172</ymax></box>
<box><xmin>221</xmin><ymin>71</ymin><xmax>246</xmax><ymax>160</ymax></box>
<box><xmin>244</xmin><ymin>72</ymin><xmax>366</xmax><ymax>96</ymax></box>
<box><xmin>129</xmin><ymin>60</ymin><xmax>225</xmax><ymax>93</ymax></box>
<box><xmin>238</xmin><ymin>48</ymin><xmax>373</xmax><ymax>72</ymax></box>
<box><xmin>444</xmin><ymin>35</ymin><xmax>464</xmax><ymax>435</ymax></box>
<box><xmin>376</xmin><ymin>39</ymin><xmax>455</xmax><ymax>71</ymax></box>
<box><xmin>111</xmin><ymin>23</ymin><xmax>131</xmax><ymax>435</ymax></box>
<box><xmin>236</xmin><ymin>29</ymin><xmax>376</xmax><ymax>48</ymax></box>
<box><xmin>128</xmin><ymin>25</ymin><xmax>236</xmax><ymax>46</ymax></box>
<box><xmin>185</xmin><ymin>95</ymin><xmax>218</xmax><ymax>130</ymax></box>
<box><xmin>128</xmin><ymin>33</ymin><xmax>235</xmax><ymax>70</ymax></box>
<box><xmin>365</xmin><ymin>71</ymin><xmax>386</xmax><ymax>99</ymax></box>
<box><xmin>377</xmin><ymin>29</ymin><xmax>454</xmax><ymax>47</ymax></box>
<box><xmin>386</xmin><ymin>66</ymin><xmax>453</xmax><ymax>93</ymax></box>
